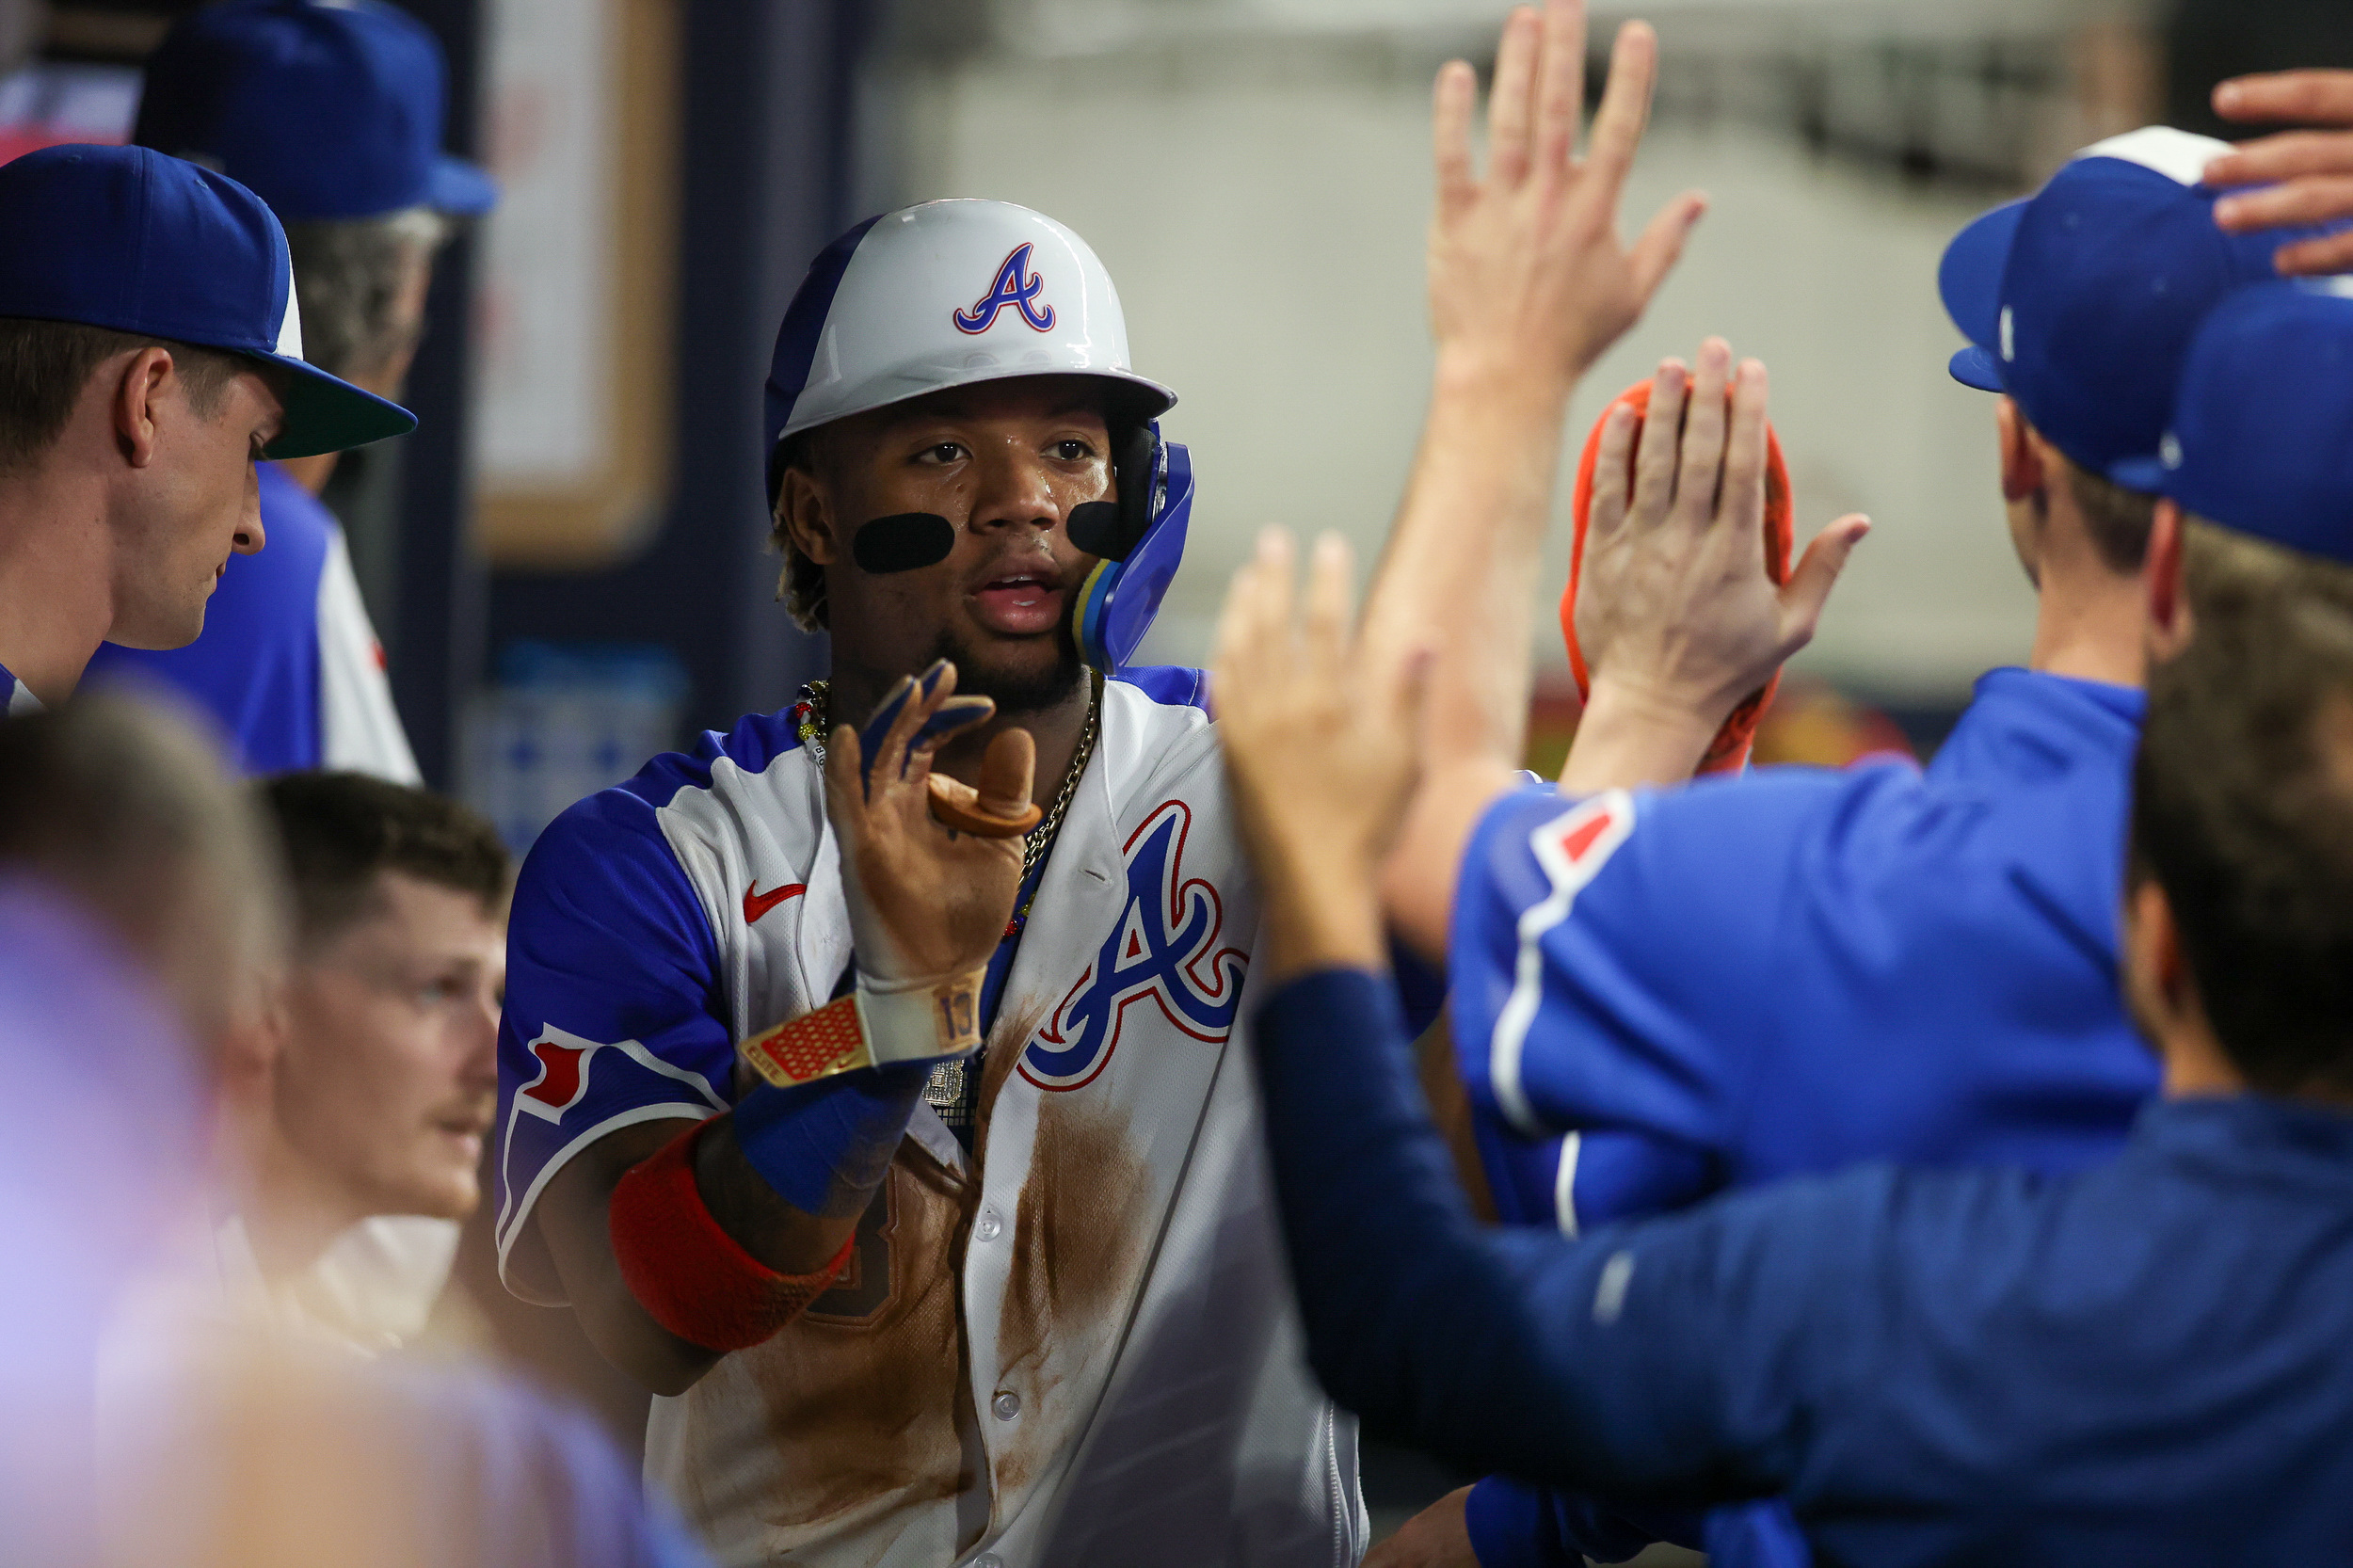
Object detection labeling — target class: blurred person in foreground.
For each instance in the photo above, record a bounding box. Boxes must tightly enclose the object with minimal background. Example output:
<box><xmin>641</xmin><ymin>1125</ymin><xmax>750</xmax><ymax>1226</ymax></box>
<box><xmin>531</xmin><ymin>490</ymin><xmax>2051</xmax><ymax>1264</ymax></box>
<box><xmin>192</xmin><ymin>773</ymin><xmax>505</xmax><ymax>1352</ymax></box>
<box><xmin>1372</xmin><ymin>119</ymin><xmax>2344</xmax><ymax>1568</ymax></box>
<box><xmin>0</xmin><ymin>143</ymin><xmax>413</xmax><ymax>712</ymax></box>
<box><xmin>0</xmin><ymin>694</ymin><xmax>700</xmax><ymax>1568</ymax></box>
<box><xmin>0</xmin><ymin>693</ymin><xmax>272</xmax><ymax>1568</ymax></box>
<box><xmin>1224</xmin><ymin>278</ymin><xmax>2353</xmax><ymax>1565</ymax></box>
<box><xmin>88</xmin><ymin>0</ymin><xmax>497</xmax><ymax>779</ymax></box>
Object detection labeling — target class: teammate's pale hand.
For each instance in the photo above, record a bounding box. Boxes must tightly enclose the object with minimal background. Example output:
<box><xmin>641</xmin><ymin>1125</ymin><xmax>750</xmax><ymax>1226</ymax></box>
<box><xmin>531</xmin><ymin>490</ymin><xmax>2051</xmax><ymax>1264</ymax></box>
<box><xmin>2207</xmin><ymin>71</ymin><xmax>2353</xmax><ymax>277</ymax></box>
<box><xmin>1568</xmin><ymin>341</ymin><xmax>1867</xmax><ymax>785</ymax></box>
<box><xmin>824</xmin><ymin>662</ymin><xmax>1033</xmax><ymax>985</ymax></box>
<box><xmin>1362</xmin><ymin>1488</ymin><xmax>1479</xmax><ymax>1568</ymax></box>
<box><xmin>1426</xmin><ymin>0</ymin><xmax>1705</xmax><ymax>392</ymax></box>
<box><xmin>1213</xmin><ymin>531</ymin><xmax>1427</xmax><ymax>982</ymax></box>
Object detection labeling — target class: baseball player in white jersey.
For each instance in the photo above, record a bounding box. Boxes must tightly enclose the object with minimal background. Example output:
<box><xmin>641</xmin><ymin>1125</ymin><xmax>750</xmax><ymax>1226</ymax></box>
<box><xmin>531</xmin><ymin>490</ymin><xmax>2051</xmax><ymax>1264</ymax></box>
<box><xmin>494</xmin><ymin>199</ymin><xmax>1364</xmax><ymax>1567</ymax></box>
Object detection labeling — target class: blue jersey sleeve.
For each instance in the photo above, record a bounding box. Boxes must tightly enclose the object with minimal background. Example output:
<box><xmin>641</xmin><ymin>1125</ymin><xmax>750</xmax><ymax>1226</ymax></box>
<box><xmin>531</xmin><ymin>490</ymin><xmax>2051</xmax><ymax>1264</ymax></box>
<box><xmin>1449</xmin><ymin>777</ymin><xmax>1842</xmax><ymax>1224</ymax></box>
<box><xmin>494</xmin><ymin>776</ymin><xmax>732</xmax><ymax>1305</ymax></box>
<box><xmin>1255</xmin><ymin>968</ymin><xmax>1886</xmax><ymax>1501</ymax></box>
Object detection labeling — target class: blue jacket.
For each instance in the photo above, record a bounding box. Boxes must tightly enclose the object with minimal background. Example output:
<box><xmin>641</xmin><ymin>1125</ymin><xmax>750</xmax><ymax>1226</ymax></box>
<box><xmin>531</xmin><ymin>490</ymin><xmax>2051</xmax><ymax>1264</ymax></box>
<box><xmin>1448</xmin><ymin>670</ymin><xmax>2156</xmax><ymax>1564</ymax></box>
<box><xmin>1257</xmin><ymin>968</ymin><xmax>2353</xmax><ymax>1568</ymax></box>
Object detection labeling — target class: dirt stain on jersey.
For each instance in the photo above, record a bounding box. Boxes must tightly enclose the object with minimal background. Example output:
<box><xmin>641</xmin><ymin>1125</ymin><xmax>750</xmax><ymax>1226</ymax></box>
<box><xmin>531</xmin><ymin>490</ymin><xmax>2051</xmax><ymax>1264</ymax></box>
<box><xmin>988</xmin><ymin>1093</ymin><xmax>1152</xmax><ymax>1499</ymax></box>
<box><xmin>680</xmin><ymin>1144</ymin><xmax>977</xmax><ymax>1544</ymax></box>
<box><xmin>691</xmin><ymin>998</ymin><xmax>1056</xmax><ymax>1549</ymax></box>
<box><xmin>973</xmin><ymin>995</ymin><xmax>1048</xmax><ymax>1157</ymax></box>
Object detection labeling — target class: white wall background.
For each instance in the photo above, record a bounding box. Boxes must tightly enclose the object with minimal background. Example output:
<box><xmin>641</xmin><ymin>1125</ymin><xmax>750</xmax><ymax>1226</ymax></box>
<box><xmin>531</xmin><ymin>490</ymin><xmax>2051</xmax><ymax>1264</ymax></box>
<box><xmin>892</xmin><ymin>47</ymin><xmax>2047</xmax><ymax>702</ymax></box>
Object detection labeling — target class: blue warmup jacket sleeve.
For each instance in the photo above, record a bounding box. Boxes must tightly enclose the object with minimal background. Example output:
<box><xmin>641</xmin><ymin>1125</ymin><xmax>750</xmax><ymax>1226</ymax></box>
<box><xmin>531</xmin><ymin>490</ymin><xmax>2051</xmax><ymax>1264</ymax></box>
<box><xmin>1252</xmin><ymin>967</ymin><xmax>1881</xmax><ymax>1499</ymax></box>
<box><xmin>1389</xmin><ymin>934</ymin><xmax>1449</xmax><ymax>1041</ymax></box>
<box><xmin>1465</xmin><ymin>1476</ymin><xmax>1701</xmax><ymax>1566</ymax></box>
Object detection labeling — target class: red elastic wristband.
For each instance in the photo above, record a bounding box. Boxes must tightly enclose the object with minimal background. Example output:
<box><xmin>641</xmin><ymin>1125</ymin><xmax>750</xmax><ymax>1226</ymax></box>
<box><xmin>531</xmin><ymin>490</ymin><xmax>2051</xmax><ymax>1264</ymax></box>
<box><xmin>608</xmin><ymin>1119</ymin><xmax>855</xmax><ymax>1352</ymax></box>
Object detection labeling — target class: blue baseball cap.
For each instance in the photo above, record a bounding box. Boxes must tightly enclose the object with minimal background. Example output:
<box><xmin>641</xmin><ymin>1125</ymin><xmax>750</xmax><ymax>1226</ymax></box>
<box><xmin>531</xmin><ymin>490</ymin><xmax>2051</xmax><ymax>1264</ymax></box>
<box><xmin>2117</xmin><ymin>280</ymin><xmax>2353</xmax><ymax>565</ymax></box>
<box><xmin>1937</xmin><ymin>126</ymin><xmax>2336</xmax><ymax>488</ymax></box>
<box><xmin>0</xmin><ymin>144</ymin><xmax>416</xmax><ymax>458</ymax></box>
<box><xmin>134</xmin><ymin>0</ymin><xmax>496</xmax><ymax>224</ymax></box>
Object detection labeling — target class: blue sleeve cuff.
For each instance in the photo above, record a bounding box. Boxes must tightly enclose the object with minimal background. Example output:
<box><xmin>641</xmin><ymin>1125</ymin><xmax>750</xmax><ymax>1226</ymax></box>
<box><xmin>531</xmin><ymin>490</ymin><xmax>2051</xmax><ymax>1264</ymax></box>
<box><xmin>1465</xmin><ymin>1476</ymin><xmax>1674</xmax><ymax>1568</ymax></box>
<box><xmin>1388</xmin><ymin>934</ymin><xmax>1449</xmax><ymax>1040</ymax></box>
<box><xmin>1464</xmin><ymin>1476</ymin><xmax>1558</xmax><ymax>1568</ymax></box>
<box><xmin>729</xmin><ymin>1063</ymin><xmax>928</xmax><ymax>1216</ymax></box>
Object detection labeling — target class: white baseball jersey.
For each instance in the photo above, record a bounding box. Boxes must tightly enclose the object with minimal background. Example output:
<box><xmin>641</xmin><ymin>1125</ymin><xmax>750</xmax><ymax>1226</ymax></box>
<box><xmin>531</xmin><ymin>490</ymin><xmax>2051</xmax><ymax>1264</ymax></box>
<box><xmin>495</xmin><ymin>669</ymin><xmax>1365</xmax><ymax>1568</ymax></box>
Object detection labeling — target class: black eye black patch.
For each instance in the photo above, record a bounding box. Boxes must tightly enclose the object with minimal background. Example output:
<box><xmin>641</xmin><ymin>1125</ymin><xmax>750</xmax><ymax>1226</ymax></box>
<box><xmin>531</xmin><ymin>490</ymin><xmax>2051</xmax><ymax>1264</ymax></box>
<box><xmin>852</xmin><ymin>512</ymin><xmax>957</xmax><ymax>574</ymax></box>
<box><xmin>1065</xmin><ymin>500</ymin><xmax>1125</xmax><ymax>560</ymax></box>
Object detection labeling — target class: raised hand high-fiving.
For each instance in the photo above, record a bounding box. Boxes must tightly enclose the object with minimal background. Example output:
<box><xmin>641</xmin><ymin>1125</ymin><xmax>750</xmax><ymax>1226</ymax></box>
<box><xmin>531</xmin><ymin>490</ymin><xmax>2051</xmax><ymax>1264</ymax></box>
<box><xmin>1564</xmin><ymin>343</ymin><xmax>1869</xmax><ymax>792</ymax></box>
<box><xmin>1426</xmin><ymin>0</ymin><xmax>1705</xmax><ymax>393</ymax></box>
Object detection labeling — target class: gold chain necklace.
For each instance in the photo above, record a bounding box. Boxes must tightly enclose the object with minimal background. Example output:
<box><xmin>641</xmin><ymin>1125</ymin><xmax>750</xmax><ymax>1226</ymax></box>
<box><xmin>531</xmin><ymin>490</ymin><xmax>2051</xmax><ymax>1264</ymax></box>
<box><xmin>796</xmin><ymin>675</ymin><xmax>1098</xmax><ymax>885</ymax></box>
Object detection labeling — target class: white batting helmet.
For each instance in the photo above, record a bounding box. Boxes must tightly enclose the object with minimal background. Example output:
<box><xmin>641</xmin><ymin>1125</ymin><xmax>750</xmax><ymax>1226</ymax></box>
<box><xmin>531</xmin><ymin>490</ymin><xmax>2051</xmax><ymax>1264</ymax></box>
<box><xmin>763</xmin><ymin>199</ymin><xmax>1177</xmax><ymax>504</ymax></box>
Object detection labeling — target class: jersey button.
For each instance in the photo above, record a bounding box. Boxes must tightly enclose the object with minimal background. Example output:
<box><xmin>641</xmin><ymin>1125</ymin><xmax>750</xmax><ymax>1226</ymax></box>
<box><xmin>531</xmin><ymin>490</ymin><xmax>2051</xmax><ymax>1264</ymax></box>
<box><xmin>973</xmin><ymin>1556</ymin><xmax>1003</xmax><ymax>1568</ymax></box>
<box><xmin>975</xmin><ymin>1208</ymin><xmax>1002</xmax><ymax>1242</ymax></box>
<box><xmin>991</xmin><ymin>1390</ymin><xmax>1020</xmax><ymax>1421</ymax></box>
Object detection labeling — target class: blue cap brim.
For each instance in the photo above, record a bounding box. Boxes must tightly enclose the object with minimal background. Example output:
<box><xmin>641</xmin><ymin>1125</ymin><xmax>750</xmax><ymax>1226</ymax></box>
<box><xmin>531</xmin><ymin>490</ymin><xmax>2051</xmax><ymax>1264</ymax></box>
<box><xmin>424</xmin><ymin>155</ymin><xmax>498</xmax><ymax>217</ymax></box>
<box><xmin>1939</xmin><ymin>198</ymin><xmax>2025</xmax><ymax>388</ymax></box>
<box><xmin>258</xmin><ymin>352</ymin><xmax>417</xmax><ymax>459</ymax></box>
<box><xmin>1948</xmin><ymin>344</ymin><xmax>2005</xmax><ymax>393</ymax></box>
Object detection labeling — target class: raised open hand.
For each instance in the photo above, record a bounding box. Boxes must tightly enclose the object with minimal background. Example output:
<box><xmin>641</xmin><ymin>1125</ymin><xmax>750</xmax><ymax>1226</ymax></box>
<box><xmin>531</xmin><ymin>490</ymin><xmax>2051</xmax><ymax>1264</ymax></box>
<box><xmin>1566</xmin><ymin>341</ymin><xmax>1867</xmax><ymax>790</ymax></box>
<box><xmin>1214</xmin><ymin>531</ymin><xmax>1428</xmax><ymax>981</ymax></box>
<box><xmin>824</xmin><ymin>660</ymin><xmax>1033</xmax><ymax>986</ymax></box>
<box><xmin>1428</xmin><ymin>0</ymin><xmax>1705</xmax><ymax>392</ymax></box>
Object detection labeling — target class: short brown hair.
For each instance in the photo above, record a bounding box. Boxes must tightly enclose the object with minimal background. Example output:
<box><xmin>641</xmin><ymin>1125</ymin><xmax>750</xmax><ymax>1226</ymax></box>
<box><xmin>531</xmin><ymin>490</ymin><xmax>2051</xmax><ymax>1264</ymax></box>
<box><xmin>0</xmin><ymin>317</ymin><xmax>248</xmax><ymax>476</ymax></box>
<box><xmin>259</xmin><ymin>772</ymin><xmax>510</xmax><ymax>952</ymax></box>
<box><xmin>2131</xmin><ymin>519</ymin><xmax>2353</xmax><ymax>1095</ymax></box>
<box><xmin>2064</xmin><ymin>459</ymin><xmax>2159</xmax><ymax>574</ymax></box>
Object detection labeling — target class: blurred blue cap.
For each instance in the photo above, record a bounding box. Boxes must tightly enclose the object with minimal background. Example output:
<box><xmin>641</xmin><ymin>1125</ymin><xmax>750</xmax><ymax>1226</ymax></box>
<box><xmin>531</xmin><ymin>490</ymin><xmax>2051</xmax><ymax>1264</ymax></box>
<box><xmin>0</xmin><ymin>145</ymin><xmax>416</xmax><ymax>458</ymax></box>
<box><xmin>2115</xmin><ymin>280</ymin><xmax>2353</xmax><ymax>564</ymax></box>
<box><xmin>134</xmin><ymin>0</ymin><xmax>496</xmax><ymax>223</ymax></box>
<box><xmin>1936</xmin><ymin>126</ymin><xmax>2333</xmax><ymax>488</ymax></box>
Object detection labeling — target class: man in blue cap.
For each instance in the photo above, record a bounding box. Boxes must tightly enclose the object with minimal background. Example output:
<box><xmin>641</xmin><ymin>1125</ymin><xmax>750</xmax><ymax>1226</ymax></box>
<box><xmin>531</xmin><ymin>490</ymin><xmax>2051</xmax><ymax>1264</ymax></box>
<box><xmin>1367</xmin><ymin>125</ymin><xmax>2335</xmax><ymax>1568</ymax></box>
<box><xmin>79</xmin><ymin>0</ymin><xmax>499</xmax><ymax>1372</ymax></box>
<box><xmin>0</xmin><ymin>142</ymin><xmax>412</xmax><ymax>713</ymax></box>
<box><xmin>1220</xmin><ymin>278</ymin><xmax>2353</xmax><ymax>1568</ymax></box>
<box><xmin>87</xmin><ymin>0</ymin><xmax>496</xmax><ymax>780</ymax></box>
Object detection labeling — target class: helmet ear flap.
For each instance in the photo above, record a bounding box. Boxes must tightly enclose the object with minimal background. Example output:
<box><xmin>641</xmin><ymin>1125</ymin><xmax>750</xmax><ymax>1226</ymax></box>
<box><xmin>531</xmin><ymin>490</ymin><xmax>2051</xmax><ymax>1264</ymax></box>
<box><xmin>1114</xmin><ymin>422</ymin><xmax>1157</xmax><ymax>551</ymax></box>
<box><xmin>1069</xmin><ymin>424</ymin><xmax>1160</xmax><ymax>561</ymax></box>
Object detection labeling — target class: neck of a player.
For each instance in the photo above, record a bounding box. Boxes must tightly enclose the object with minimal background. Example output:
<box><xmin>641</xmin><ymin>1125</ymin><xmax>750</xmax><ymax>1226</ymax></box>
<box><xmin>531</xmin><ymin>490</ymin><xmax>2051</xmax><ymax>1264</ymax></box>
<box><xmin>0</xmin><ymin>461</ymin><xmax>120</xmax><ymax>704</ymax></box>
<box><xmin>234</xmin><ymin>1115</ymin><xmax>375</xmax><ymax>1288</ymax></box>
<box><xmin>828</xmin><ymin>657</ymin><xmax>1093</xmax><ymax>811</ymax></box>
<box><xmin>945</xmin><ymin>682</ymin><xmax>1092</xmax><ymax>809</ymax></box>
<box><xmin>2023</xmin><ymin>506</ymin><xmax>2147</xmax><ymax>691</ymax></box>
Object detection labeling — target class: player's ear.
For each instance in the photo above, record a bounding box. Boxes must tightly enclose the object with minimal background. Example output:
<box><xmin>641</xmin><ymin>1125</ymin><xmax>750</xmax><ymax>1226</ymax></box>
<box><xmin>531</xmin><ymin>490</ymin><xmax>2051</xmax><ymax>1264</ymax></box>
<box><xmin>1995</xmin><ymin>397</ymin><xmax>2043</xmax><ymax>504</ymax></box>
<box><xmin>111</xmin><ymin>344</ymin><xmax>173</xmax><ymax>471</ymax></box>
<box><xmin>776</xmin><ymin>461</ymin><xmax>840</xmax><ymax>568</ymax></box>
<box><xmin>211</xmin><ymin>975</ymin><xmax>290</xmax><ymax>1106</ymax></box>
<box><xmin>2144</xmin><ymin>499</ymin><xmax>2193</xmax><ymax>663</ymax></box>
